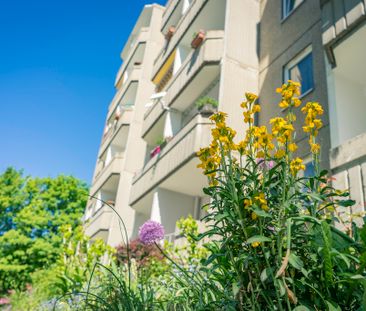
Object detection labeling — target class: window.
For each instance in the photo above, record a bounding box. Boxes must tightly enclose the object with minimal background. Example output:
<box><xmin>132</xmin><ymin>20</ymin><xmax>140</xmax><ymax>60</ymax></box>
<box><xmin>283</xmin><ymin>0</ymin><xmax>304</xmax><ymax>18</ymax></box>
<box><xmin>304</xmin><ymin>161</ymin><xmax>315</xmax><ymax>178</ymax></box>
<box><xmin>284</xmin><ymin>46</ymin><xmax>314</xmax><ymax>96</ymax></box>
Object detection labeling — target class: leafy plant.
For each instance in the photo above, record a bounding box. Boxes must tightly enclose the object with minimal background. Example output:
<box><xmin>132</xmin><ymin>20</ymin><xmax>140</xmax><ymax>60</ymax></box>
<box><xmin>195</xmin><ymin>96</ymin><xmax>218</xmax><ymax>110</ymax></box>
<box><xmin>194</xmin><ymin>80</ymin><xmax>366</xmax><ymax>310</ymax></box>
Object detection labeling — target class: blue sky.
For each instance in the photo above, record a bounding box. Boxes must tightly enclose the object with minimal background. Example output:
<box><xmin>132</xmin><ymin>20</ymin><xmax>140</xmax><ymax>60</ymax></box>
<box><xmin>0</xmin><ymin>0</ymin><xmax>165</xmax><ymax>184</ymax></box>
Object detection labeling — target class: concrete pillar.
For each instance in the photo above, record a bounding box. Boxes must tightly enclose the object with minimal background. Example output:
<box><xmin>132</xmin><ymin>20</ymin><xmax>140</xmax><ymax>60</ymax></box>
<box><xmin>164</xmin><ymin>110</ymin><xmax>182</xmax><ymax>139</ymax></box>
<box><xmin>219</xmin><ymin>0</ymin><xmax>259</xmax><ymax>140</ymax></box>
<box><xmin>149</xmin><ymin>188</ymin><xmax>196</xmax><ymax>235</ymax></box>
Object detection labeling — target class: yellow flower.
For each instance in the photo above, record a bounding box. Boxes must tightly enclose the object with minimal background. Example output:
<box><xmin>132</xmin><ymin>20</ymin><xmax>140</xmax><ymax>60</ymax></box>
<box><xmin>245</xmin><ymin>92</ymin><xmax>258</xmax><ymax>102</ymax></box>
<box><xmin>210</xmin><ymin>111</ymin><xmax>228</xmax><ymax>124</ymax></box>
<box><xmin>293</xmin><ymin>98</ymin><xmax>301</xmax><ymax>107</ymax></box>
<box><xmin>310</xmin><ymin>143</ymin><xmax>320</xmax><ymax>154</ymax></box>
<box><xmin>240</xmin><ymin>101</ymin><xmax>248</xmax><ymax>109</ymax></box>
<box><xmin>288</xmin><ymin>143</ymin><xmax>298</xmax><ymax>152</ymax></box>
<box><xmin>243</xmin><ymin>111</ymin><xmax>253</xmax><ymax>123</ymax></box>
<box><xmin>279</xmin><ymin>100</ymin><xmax>289</xmax><ymax>109</ymax></box>
<box><xmin>274</xmin><ymin>149</ymin><xmax>286</xmax><ymax>158</ymax></box>
<box><xmin>261</xmin><ymin>204</ymin><xmax>269</xmax><ymax>211</ymax></box>
<box><xmin>252</xmin><ymin>104</ymin><xmax>261</xmax><ymax>113</ymax></box>
<box><xmin>290</xmin><ymin>157</ymin><xmax>305</xmax><ymax>176</ymax></box>
<box><xmin>251</xmin><ymin>212</ymin><xmax>258</xmax><ymax>220</ymax></box>
<box><xmin>244</xmin><ymin>199</ymin><xmax>252</xmax><ymax>209</ymax></box>
<box><xmin>251</xmin><ymin>241</ymin><xmax>261</xmax><ymax>248</ymax></box>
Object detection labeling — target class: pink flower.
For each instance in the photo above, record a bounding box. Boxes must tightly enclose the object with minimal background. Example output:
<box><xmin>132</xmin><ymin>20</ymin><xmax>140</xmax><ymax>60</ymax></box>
<box><xmin>0</xmin><ymin>297</ymin><xmax>10</xmax><ymax>305</ymax></box>
<box><xmin>256</xmin><ymin>158</ymin><xmax>275</xmax><ymax>170</ymax></box>
<box><xmin>139</xmin><ymin>220</ymin><xmax>165</xmax><ymax>245</ymax></box>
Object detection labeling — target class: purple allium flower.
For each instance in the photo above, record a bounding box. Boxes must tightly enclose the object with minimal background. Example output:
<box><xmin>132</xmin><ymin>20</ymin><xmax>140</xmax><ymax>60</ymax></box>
<box><xmin>139</xmin><ymin>220</ymin><xmax>165</xmax><ymax>245</ymax></box>
<box><xmin>256</xmin><ymin>158</ymin><xmax>275</xmax><ymax>170</ymax></box>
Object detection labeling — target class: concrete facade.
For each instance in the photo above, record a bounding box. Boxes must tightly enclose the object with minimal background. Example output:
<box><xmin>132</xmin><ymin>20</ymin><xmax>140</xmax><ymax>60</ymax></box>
<box><xmin>84</xmin><ymin>0</ymin><xmax>366</xmax><ymax>246</ymax></box>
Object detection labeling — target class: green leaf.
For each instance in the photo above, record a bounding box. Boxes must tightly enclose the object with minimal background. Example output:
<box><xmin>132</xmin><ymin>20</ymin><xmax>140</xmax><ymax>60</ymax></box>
<box><xmin>252</xmin><ymin>208</ymin><xmax>271</xmax><ymax>218</ymax></box>
<box><xmin>350</xmin><ymin>274</ymin><xmax>366</xmax><ymax>280</ymax></box>
<box><xmin>337</xmin><ymin>199</ymin><xmax>355</xmax><ymax>207</ymax></box>
<box><xmin>293</xmin><ymin>306</ymin><xmax>311</xmax><ymax>311</ymax></box>
<box><xmin>247</xmin><ymin>235</ymin><xmax>271</xmax><ymax>244</ymax></box>
<box><xmin>289</xmin><ymin>253</ymin><xmax>304</xmax><ymax>270</ymax></box>
<box><xmin>232</xmin><ymin>282</ymin><xmax>240</xmax><ymax>296</ymax></box>
<box><xmin>325</xmin><ymin>300</ymin><xmax>341</xmax><ymax>311</ymax></box>
<box><xmin>260</xmin><ymin>268</ymin><xmax>272</xmax><ymax>282</ymax></box>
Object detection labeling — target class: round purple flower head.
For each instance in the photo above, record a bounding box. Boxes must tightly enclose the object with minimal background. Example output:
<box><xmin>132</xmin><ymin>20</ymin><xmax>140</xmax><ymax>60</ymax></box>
<box><xmin>139</xmin><ymin>220</ymin><xmax>165</xmax><ymax>245</ymax></box>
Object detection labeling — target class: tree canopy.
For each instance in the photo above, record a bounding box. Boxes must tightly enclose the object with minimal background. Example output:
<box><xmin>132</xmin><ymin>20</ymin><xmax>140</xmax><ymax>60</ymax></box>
<box><xmin>0</xmin><ymin>167</ymin><xmax>88</xmax><ymax>293</ymax></box>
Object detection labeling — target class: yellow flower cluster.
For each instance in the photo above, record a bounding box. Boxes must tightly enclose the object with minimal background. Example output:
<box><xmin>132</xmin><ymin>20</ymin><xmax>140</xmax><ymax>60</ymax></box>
<box><xmin>301</xmin><ymin>102</ymin><xmax>323</xmax><ymax>154</ymax></box>
<box><xmin>210</xmin><ymin>113</ymin><xmax>237</xmax><ymax>152</ymax></box>
<box><xmin>276</xmin><ymin>80</ymin><xmax>301</xmax><ymax>109</ymax></box>
<box><xmin>197</xmin><ymin>112</ymin><xmax>237</xmax><ymax>186</ymax></box>
<box><xmin>241</xmin><ymin>92</ymin><xmax>259</xmax><ymax>124</ymax></box>
<box><xmin>269</xmin><ymin>117</ymin><xmax>297</xmax><ymax>158</ymax></box>
<box><xmin>252</xmin><ymin>126</ymin><xmax>275</xmax><ymax>158</ymax></box>
<box><xmin>290</xmin><ymin>157</ymin><xmax>305</xmax><ymax>176</ymax></box>
<box><xmin>244</xmin><ymin>192</ymin><xmax>269</xmax><ymax>221</ymax></box>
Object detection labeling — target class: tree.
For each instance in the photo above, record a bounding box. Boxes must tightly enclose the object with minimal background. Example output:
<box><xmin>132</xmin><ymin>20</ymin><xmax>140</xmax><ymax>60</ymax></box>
<box><xmin>0</xmin><ymin>167</ymin><xmax>88</xmax><ymax>293</ymax></box>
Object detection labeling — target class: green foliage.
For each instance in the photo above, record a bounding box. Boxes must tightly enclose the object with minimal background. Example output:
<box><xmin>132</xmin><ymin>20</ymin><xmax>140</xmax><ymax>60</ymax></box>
<box><xmin>195</xmin><ymin>96</ymin><xmax>218</xmax><ymax>110</ymax></box>
<box><xmin>0</xmin><ymin>167</ymin><xmax>88</xmax><ymax>294</ymax></box>
<box><xmin>53</xmin><ymin>225</ymin><xmax>114</xmax><ymax>296</ymax></box>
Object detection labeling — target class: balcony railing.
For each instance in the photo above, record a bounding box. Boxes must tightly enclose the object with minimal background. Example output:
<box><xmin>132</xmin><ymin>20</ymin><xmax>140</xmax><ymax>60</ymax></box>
<box><xmin>142</xmin><ymin>31</ymin><xmax>224</xmax><ymax>138</ymax></box>
<box><xmin>108</xmin><ymin>67</ymin><xmax>141</xmax><ymax>119</ymax></box>
<box><xmin>94</xmin><ymin>152</ymin><xmax>124</xmax><ymax>182</ymax></box>
<box><xmin>153</xmin><ymin>0</ymin><xmax>208</xmax><ymax>79</ymax></box>
<box><xmin>321</xmin><ymin>0</ymin><xmax>366</xmax><ymax>46</ymax></box>
<box><xmin>90</xmin><ymin>156</ymin><xmax>123</xmax><ymax>197</ymax></box>
<box><xmin>115</xmin><ymin>27</ymin><xmax>149</xmax><ymax>87</ymax></box>
<box><xmin>85</xmin><ymin>203</ymin><xmax>114</xmax><ymax>239</ymax></box>
<box><xmin>330</xmin><ymin>132</ymin><xmax>366</xmax><ymax>227</ymax></box>
<box><xmin>130</xmin><ymin>114</ymin><xmax>212</xmax><ymax>206</ymax></box>
<box><xmin>99</xmin><ymin>108</ymin><xmax>134</xmax><ymax>155</ymax></box>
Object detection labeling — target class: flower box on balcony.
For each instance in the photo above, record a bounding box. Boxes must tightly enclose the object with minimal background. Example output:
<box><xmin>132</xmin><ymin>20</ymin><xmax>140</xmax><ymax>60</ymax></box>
<box><xmin>191</xmin><ymin>30</ymin><xmax>205</xmax><ymax>49</ymax></box>
<box><xmin>165</xmin><ymin>26</ymin><xmax>175</xmax><ymax>40</ymax></box>
<box><xmin>115</xmin><ymin>110</ymin><xmax>121</xmax><ymax>121</ymax></box>
<box><xmin>150</xmin><ymin>138</ymin><xmax>168</xmax><ymax>158</ymax></box>
<box><xmin>150</xmin><ymin>145</ymin><xmax>161</xmax><ymax>158</ymax></box>
<box><xmin>196</xmin><ymin>96</ymin><xmax>218</xmax><ymax>116</ymax></box>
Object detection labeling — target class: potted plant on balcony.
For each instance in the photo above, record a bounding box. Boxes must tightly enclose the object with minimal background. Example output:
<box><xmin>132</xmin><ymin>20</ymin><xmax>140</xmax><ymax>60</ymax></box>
<box><xmin>106</xmin><ymin>200</ymin><xmax>115</xmax><ymax>206</ymax></box>
<box><xmin>115</xmin><ymin>109</ymin><xmax>121</xmax><ymax>121</ymax></box>
<box><xmin>195</xmin><ymin>96</ymin><xmax>218</xmax><ymax>116</ymax></box>
<box><xmin>165</xmin><ymin>26</ymin><xmax>176</xmax><ymax>41</ymax></box>
<box><xmin>150</xmin><ymin>137</ymin><xmax>167</xmax><ymax>158</ymax></box>
<box><xmin>191</xmin><ymin>30</ymin><xmax>205</xmax><ymax>49</ymax></box>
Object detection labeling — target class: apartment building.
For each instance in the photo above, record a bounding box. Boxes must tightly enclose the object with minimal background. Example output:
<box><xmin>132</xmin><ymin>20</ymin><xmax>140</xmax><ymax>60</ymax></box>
<box><xmin>84</xmin><ymin>0</ymin><xmax>366</xmax><ymax>245</ymax></box>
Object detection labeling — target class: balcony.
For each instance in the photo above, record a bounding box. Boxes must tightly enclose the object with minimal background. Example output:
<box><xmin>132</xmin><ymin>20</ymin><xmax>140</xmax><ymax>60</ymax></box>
<box><xmin>100</xmin><ymin>108</ymin><xmax>134</xmax><ymax>156</ymax></box>
<box><xmin>153</xmin><ymin>0</ymin><xmax>225</xmax><ymax>80</ymax></box>
<box><xmin>330</xmin><ymin>132</ymin><xmax>366</xmax><ymax>227</ymax></box>
<box><xmin>109</xmin><ymin>64</ymin><xmax>141</xmax><ymax>117</ymax></box>
<box><xmin>107</xmin><ymin>74</ymin><xmax>141</xmax><ymax>121</ymax></box>
<box><xmin>85</xmin><ymin>204</ymin><xmax>114</xmax><ymax>241</ymax></box>
<box><xmin>90</xmin><ymin>156</ymin><xmax>123</xmax><ymax>197</ymax></box>
<box><xmin>120</xmin><ymin>5</ymin><xmax>156</xmax><ymax>61</ymax></box>
<box><xmin>162</xmin><ymin>0</ymin><xmax>193</xmax><ymax>33</ymax></box>
<box><xmin>115</xmin><ymin>29</ymin><xmax>148</xmax><ymax>89</ymax></box>
<box><xmin>142</xmin><ymin>31</ymin><xmax>224</xmax><ymax>138</ymax></box>
<box><xmin>130</xmin><ymin>114</ymin><xmax>211</xmax><ymax>206</ymax></box>
<box><xmin>321</xmin><ymin>0</ymin><xmax>366</xmax><ymax>47</ymax></box>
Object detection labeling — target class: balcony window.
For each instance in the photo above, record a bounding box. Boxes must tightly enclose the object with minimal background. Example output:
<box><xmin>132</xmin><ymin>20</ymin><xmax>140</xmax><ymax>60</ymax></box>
<box><xmin>284</xmin><ymin>46</ymin><xmax>314</xmax><ymax>96</ymax></box>
<box><xmin>282</xmin><ymin>0</ymin><xmax>304</xmax><ymax>18</ymax></box>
